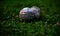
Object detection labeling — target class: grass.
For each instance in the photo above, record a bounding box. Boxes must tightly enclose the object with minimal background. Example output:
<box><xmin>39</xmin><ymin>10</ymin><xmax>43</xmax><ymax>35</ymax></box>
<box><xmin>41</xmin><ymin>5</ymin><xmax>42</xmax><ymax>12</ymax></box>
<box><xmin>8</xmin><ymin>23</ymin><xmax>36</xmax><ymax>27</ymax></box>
<box><xmin>0</xmin><ymin>0</ymin><xmax>60</xmax><ymax>36</ymax></box>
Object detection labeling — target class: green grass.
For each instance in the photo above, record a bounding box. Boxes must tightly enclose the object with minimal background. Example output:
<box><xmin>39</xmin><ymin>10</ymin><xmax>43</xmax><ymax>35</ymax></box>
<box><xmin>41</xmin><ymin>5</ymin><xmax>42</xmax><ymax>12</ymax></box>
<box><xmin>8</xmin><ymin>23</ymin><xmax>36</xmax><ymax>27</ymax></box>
<box><xmin>0</xmin><ymin>0</ymin><xmax>60</xmax><ymax>36</ymax></box>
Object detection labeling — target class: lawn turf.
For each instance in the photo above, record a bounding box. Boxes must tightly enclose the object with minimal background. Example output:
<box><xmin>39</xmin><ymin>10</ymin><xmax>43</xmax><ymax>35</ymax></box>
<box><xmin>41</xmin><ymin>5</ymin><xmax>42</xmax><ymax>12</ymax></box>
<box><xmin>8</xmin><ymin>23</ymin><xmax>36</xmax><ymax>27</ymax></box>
<box><xmin>0</xmin><ymin>0</ymin><xmax>60</xmax><ymax>36</ymax></box>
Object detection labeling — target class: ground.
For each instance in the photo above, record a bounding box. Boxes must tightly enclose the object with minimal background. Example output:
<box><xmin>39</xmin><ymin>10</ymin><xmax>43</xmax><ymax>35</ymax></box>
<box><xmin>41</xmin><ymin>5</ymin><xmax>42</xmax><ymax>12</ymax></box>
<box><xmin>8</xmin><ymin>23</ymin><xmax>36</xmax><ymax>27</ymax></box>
<box><xmin>0</xmin><ymin>0</ymin><xmax>60</xmax><ymax>36</ymax></box>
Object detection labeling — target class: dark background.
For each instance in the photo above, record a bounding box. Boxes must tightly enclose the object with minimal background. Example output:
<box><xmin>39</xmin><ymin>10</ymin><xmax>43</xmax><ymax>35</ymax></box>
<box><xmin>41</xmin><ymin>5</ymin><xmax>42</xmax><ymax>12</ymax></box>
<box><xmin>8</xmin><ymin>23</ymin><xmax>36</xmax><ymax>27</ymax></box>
<box><xmin>0</xmin><ymin>0</ymin><xmax>60</xmax><ymax>36</ymax></box>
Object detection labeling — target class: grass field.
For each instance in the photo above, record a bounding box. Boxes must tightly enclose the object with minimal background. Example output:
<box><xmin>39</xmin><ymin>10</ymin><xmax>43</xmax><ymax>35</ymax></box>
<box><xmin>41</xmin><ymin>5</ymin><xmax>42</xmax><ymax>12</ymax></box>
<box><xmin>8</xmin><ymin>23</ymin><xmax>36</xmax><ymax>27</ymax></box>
<box><xmin>0</xmin><ymin>0</ymin><xmax>60</xmax><ymax>36</ymax></box>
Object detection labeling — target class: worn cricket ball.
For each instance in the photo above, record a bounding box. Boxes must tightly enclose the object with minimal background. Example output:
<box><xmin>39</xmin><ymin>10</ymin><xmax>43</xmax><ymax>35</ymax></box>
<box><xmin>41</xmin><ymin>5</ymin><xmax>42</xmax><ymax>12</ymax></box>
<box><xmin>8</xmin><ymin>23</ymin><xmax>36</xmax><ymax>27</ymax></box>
<box><xmin>31</xmin><ymin>6</ymin><xmax>40</xmax><ymax>19</ymax></box>
<box><xmin>19</xmin><ymin>7</ymin><xmax>35</xmax><ymax>21</ymax></box>
<box><xmin>19</xmin><ymin>6</ymin><xmax>40</xmax><ymax>21</ymax></box>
